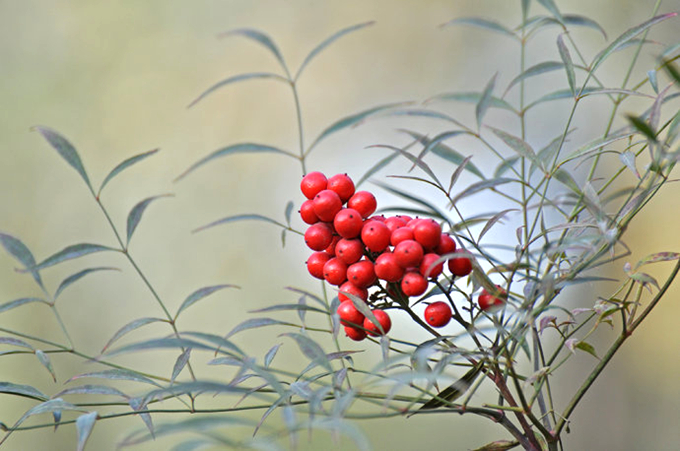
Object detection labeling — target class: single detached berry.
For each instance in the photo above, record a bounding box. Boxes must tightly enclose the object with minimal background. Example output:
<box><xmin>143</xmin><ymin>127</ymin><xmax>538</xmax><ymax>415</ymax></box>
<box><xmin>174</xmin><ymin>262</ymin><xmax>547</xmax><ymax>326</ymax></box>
<box><xmin>338</xmin><ymin>281</ymin><xmax>368</xmax><ymax>303</ymax></box>
<box><xmin>424</xmin><ymin>301</ymin><xmax>452</xmax><ymax>328</ymax></box>
<box><xmin>313</xmin><ymin>189</ymin><xmax>343</xmax><ymax>222</ymax></box>
<box><xmin>374</xmin><ymin>252</ymin><xmax>405</xmax><ymax>283</ymax></box>
<box><xmin>420</xmin><ymin>253</ymin><xmax>443</xmax><ymax>278</ymax></box>
<box><xmin>300</xmin><ymin>171</ymin><xmax>327</xmax><ymax>199</ymax></box>
<box><xmin>323</xmin><ymin>258</ymin><xmax>348</xmax><ymax>286</ymax></box>
<box><xmin>393</xmin><ymin>239</ymin><xmax>424</xmax><ymax>268</ymax></box>
<box><xmin>337</xmin><ymin>300</ymin><xmax>365</xmax><ymax>327</ymax></box>
<box><xmin>401</xmin><ymin>271</ymin><xmax>428</xmax><ymax>297</ymax></box>
<box><xmin>363</xmin><ymin>309</ymin><xmax>392</xmax><ymax>336</ymax></box>
<box><xmin>448</xmin><ymin>251</ymin><xmax>473</xmax><ymax>277</ymax></box>
<box><xmin>413</xmin><ymin>219</ymin><xmax>442</xmax><ymax>249</ymax></box>
<box><xmin>344</xmin><ymin>325</ymin><xmax>367</xmax><ymax>341</ymax></box>
<box><xmin>333</xmin><ymin>208</ymin><xmax>364</xmax><ymax>239</ymax></box>
<box><xmin>361</xmin><ymin>220</ymin><xmax>391</xmax><ymax>253</ymax></box>
<box><xmin>327</xmin><ymin>173</ymin><xmax>356</xmax><ymax>203</ymax></box>
<box><xmin>346</xmin><ymin>260</ymin><xmax>377</xmax><ymax>288</ymax></box>
<box><xmin>299</xmin><ymin>199</ymin><xmax>319</xmax><ymax>225</ymax></box>
<box><xmin>306</xmin><ymin>252</ymin><xmax>331</xmax><ymax>279</ymax></box>
<box><xmin>348</xmin><ymin>191</ymin><xmax>377</xmax><ymax>218</ymax></box>
<box><xmin>335</xmin><ymin>238</ymin><xmax>364</xmax><ymax>265</ymax></box>
<box><xmin>304</xmin><ymin>223</ymin><xmax>334</xmax><ymax>251</ymax></box>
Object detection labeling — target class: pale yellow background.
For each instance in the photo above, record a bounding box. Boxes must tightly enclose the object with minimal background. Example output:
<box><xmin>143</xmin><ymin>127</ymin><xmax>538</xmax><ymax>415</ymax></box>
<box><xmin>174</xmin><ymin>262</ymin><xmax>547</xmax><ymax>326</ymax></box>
<box><xmin>1</xmin><ymin>0</ymin><xmax>679</xmax><ymax>450</ymax></box>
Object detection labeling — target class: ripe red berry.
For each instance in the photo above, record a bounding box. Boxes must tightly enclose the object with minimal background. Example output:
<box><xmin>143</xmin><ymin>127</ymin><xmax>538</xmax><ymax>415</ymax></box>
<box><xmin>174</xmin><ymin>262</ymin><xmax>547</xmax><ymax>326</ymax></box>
<box><xmin>384</xmin><ymin>216</ymin><xmax>407</xmax><ymax>233</ymax></box>
<box><xmin>300</xmin><ymin>171</ymin><xmax>327</xmax><ymax>199</ymax></box>
<box><xmin>304</xmin><ymin>223</ymin><xmax>334</xmax><ymax>251</ymax></box>
<box><xmin>413</xmin><ymin>219</ymin><xmax>442</xmax><ymax>249</ymax></box>
<box><xmin>323</xmin><ymin>258</ymin><xmax>347</xmax><ymax>286</ymax></box>
<box><xmin>347</xmin><ymin>191</ymin><xmax>377</xmax><ymax>218</ymax></box>
<box><xmin>436</xmin><ymin>233</ymin><xmax>456</xmax><ymax>255</ymax></box>
<box><xmin>424</xmin><ymin>301</ymin><xmax>452</xmax><ymax>327</ymax></box>
<box><xmin>346</xmin><ymin>260</ymin><xmax>376</xmax><ymax>288</ymax></box>
<box><xmin>393</xmin><ymin>239</ymin><xmax>424</xmax><ymax>268</ymax></box>
<box><xmin>338</xmin><ymin>281</ymin><xmax>368</xmax><ymax>303</ymax></box>
<box><xmin>333</xmin><ymin>208</ymin><xmax>364</xmax><ymax>239</ymax></box>
<box><xmin>306</xmin><ymin>252</ymin><xmax>331</xmax><ymax>279</ymax></box>
<box><xmin>401</xmin><ymin>271</ymin><xmax>428</xmax><ymax>297</ymax></box>
<box><xmin>335</xmin><ymin>238</ymin><xmax>364</xmax><ymax>265</ymax></box>
<box><xmin>390</xmin><ymin>226</ymin><xmax>414</xmax><ymax>246</ymax></box>
<box><xmin>325</xmin><ymin>235</ymin><xmax>341</xmax><ymax>256</ymax></box>
<box><xmin>361</xmin><ymin>220</ymin><xmax>391</xmax><ymax>253</ymax></box>
<box><xmin>327</xmin><ymin>173</ymin><xmax>355</xmax><ymax>203</ymax></box>
<box><xmin>448</xmin><ymin>251</ymin><xmax>473</xmax><ymax>277</ymax></box>
<box><xmin>374</xmin><ymin>252</ymin><xmax>405</xmax><ymax>283</ymax></box>
<box><xmin>420</xmin><ymin>253</ymin><xmax>444</xmax><ymax>278</ymax></box>
<box><xmin>313</xmin><ymin>189</ymin><xmax>343</xmax><ymax>222</ymax></box>
<box><xmin>337</xmin><ymin>300</ymin><xmax>365</xmax><ymax>327</ymax></box>
<box><xmin>478</xmin><ymin>286</ymin><xmax>506</xmax><ymax>312</ymax></box>
<box><xmin>363</xmin><ymin>309</ymin><xmax>391</xmax><ymax>336</ymax></box>
<box><xmin>398</xmin><ymin>215</ymin><xmax>413</xmax><ymax>223</ymax></box>
<box><xmin>344</xmin><ymin>325</ymin><xmax>367</xmax><ymax>341</ymax></box>
<box><xmin>299</xmin><ymin>199</ymin><xmax>319</xmax><ymax>225</ymax></box>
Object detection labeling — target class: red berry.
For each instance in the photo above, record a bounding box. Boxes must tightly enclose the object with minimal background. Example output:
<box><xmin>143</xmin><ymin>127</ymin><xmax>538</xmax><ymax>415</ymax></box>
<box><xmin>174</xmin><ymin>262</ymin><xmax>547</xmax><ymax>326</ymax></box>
<box><xmin>384</xmin><ymin>216</ymin><xmax>407</xmax><ymax>233</ymax></box>
<box><xmin>304</xmin><ymin>223</ymin><xmax>334</xmax><ymax>251</ymax></box>
<box><xmin>478</xmin><ymin>285</ymin><xmax>507</xmax><ymax>311</ymax></box>
<box><xmin>323</xmin><ymin>258</ymin><xmax>347</xmax><ymax>286</ymax></box>
<box><xmin>368</xmin><ymin>214</ymin><xmax>386</xmax><ymax>222</ymax></box>
<box><xmin>424</xmin><ymin>301</ymin><xmax>452</xmax><ymax>327</ymax></box>
<box><xmin>300</xmin><ymin>171</ymin><xmax>327</xmax><ymax>199</ymax></box>
<box><xmin>374</xmin><ymin>252</ymin><xmax>405</xmax><ymax>283</ymax></box>
<box><xmin>420</xmin><ymin>253</ymin><xmax>444</xmax><ymax>278</ymax></box>
<box><xmin>393</xmin><ymin>240</ymin><xmax>424</xmax><ymax>268</ymax></box>
<box><xmin>299</xmin><ymin>199</ymin><xmax>319</xmax><ymax>225</ymax></box>
<box><xmin>413</xmin><ymin>219</ymin><xmax>442</xmax><ymax>249</ymax></box>
<box><xmin>361</xmin><ymin>221</ymin><xmax>391</xmax><ymax>253</ymax></box>
<box><xmin>398</xmin><ymin>215</ymin><xmax>413</xmax><ymax>223</ymax></box>
<box><xmin>344</xmin><ymin>325</ymin><xmax>367</xmax><ymax>341</ymax></box>
<box><xmin>363</xmin><ymin>309</ymin><xmax>392</xmax><ymax>336</ymax></box>
<box><xmin>406</xmin><ymin>218</ymin><xmax>421</xmax><ymax>230</ymax></box>
<box><xmin>346</xmin><ymin>260</ymin><xmax>376</xmax><ymax>288</ymax></box>
<box><xmin>333</xmin><ymin>208</ymin><xmax>364</xmax><ymax>239</ymax></box>
<box><xmin>436</xmin><ymin>233</ymin><xmax>456</xmax><ymax>255</ymax></box>
<box><xmin>327</xmin><ymin>173</ymin><xmax>355</xmax><ymax>203</ymax></box>
<box><xmin>325</xmin><ymin>235</ymin><xmax>341</xmax><ymax>256</ymax></box>
<box><xmin>313</xmin><ymin>189</ymin><xmax>343</xmax><ymax>222</ymax></box>
<box><xmin>347</xmin><ymin>191</ymin><xmax>377</xmax><ymax>218</ymax></box>
<box><xmin>306</xmin><ymin>252</ymin><xmax>331</xmax><ymax>279</ymax></box>
<box><xmin>390</xmin><ymin>226</ymin><xmax>414</xmax><ymax>246</ymax></box>
<box><xmin>338</xmin><ymin>281</ymin><xmax>368</xmax><ymax>303</ymax></box>
<box><xmin>335</xmin><ymin>238</ymin><xmax>364</xmax><ymax>265</ymax></box>
<box><xmin>401</xmin><ymin>271</ymin><xmax>428</xmax><ymax>297</ymax></box>
<box><xmin>448</xmin><ymin>251</ymin><xmax>473</xmax><ymax>277</ymax></box>
<box><xmin>337</xmin><ymin>300</ymin><xmax>365</xmax><ymax>327</ymax></box>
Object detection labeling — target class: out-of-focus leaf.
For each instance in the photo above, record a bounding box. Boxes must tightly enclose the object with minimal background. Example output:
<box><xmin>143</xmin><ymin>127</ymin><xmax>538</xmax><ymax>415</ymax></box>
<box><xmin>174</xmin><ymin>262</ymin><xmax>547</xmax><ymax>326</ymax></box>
<box><xmin>15</xmin><ymin>399</ymin><xmax>86</xmax><ymax>428</ymax></box>
<box><xmin>356</xmin><ymin>152</ymin><xmax>399</xmax><ymax>188</ymax></box>
<box><xmin>31</xmin><ymin>243</ymin><xmax>118</xmax><ymax>272</ymax></box>
<box><xmin>76</xmin><ymin>412</ymin><xmax>98</xmax><ymax>451</ymax></box>
<box><xmin>557</xmin><ymin>35</ymin><xmax>576</xmax><ymax>95</ymax></box>
<box><xmin>479</xmin><ymin>209</ymin><xmax>518</xmax><ymax>241</ymax></box>
<box><xmin>33</xmin><ymin>127</ymin><xmax>92</xmax><ymax>191</ymax></box>
<box><xmin>66</xmin><ymin>369</ymin><xmax>161</xmax><ymax>387</ymax></box>
<box><xmin>489</xmin><ymin>126</ymin><xmax>543</xmax><ymax>172</ymax></box>
<box><xmin>192</xmin><ymin>214</ymin><xmax>288</xmax><ymax>234</ymax></box>
<box><xmin>628</xmin><ymin>271</ymin><xmax>660</xmax><ymax>290</ymax></box>
<box><xmin>537</xmin><ymin>0</ymin><xmax>563</xmax><ymax>22</ymax></box>
<box><xmin>54</xmin><ymin>267</ymin><xmax>119</xmax><ymax>299</ymax></box>
<box><xmin>505</xmin><ymin>61</ymin><xmax>568</xmax><ymax>93</ymax></box>
<box><xmin>524</xmin><ymin>87</ymin><xmax>599</xmax><ymax>111</ymax></box>
<box><xmin>129</xmin><ymin>397</ymin><xmax>154</xmax><ymax>438</ymax></box>
<box><xmin>0</xmin><ymin>382</ymin><xmax>48</xmax><ymax>401</ymax></box>
<box><xmin>284</xmin><ymin>201</ymin><xmax>294</xmax><ymax>226</ymax></box>
<box><xmin>648</xmin><ymin>70</ymin><xmax>659</xmax><ymax>94</ymax></box>
<box><xmin>0</xmin><ymin>297</ymin><xmax>48</xmax><ymax>314</ymax></box>
<box><xmin>126</xmin><ymin>194</ymin><xmax>173</xmax><ymax>245</ymax></box>
<box><xmin>590</xmin><ymin>14</ymin><xmax>677</xmax><ymax>74</ymax></box>
<box><xmin>52</xmin><ymin>410</ymin><xmax>61</xmax><ymax>431</ymax></box>
<box><xmin>562</xmin><ymin>131</ymin><xmax>635</xmax><ymax>162</ymax></box>
<box><xmin>264</xmin><ymin>343</ymin><xmax>282</xmax><ymax>368</ymax></box>
<box><xmin>575</xmin><ymin>341</ymin><xmax>598</xmax><ymax>359</ymax></box>
<box><xmin>0</xmin><ymin>233</ymin><xmax>44</xmax><ymax>289</ymax></box>
<box><xmin>175</xmin><ymin>143</ymin><xmax>295</xmax><ymax>182</ymax></box>
<box><xmin>98</xmin><ymin>149</ymin><xmax>159</xmax><ymax>196</ymax></box>
<box><xmin>448</xmin><ymin>155</ymin><xmax>473</xmax><ymax>194</ymax></box>
<box><xmin>441</xmin><ymin>17</ymin><xmax>517</xmax><ymax>38</ymax></box>
<box><xmin>35</xmin><ymin>350</ymin><xmax>56</xmax><ymax>382</ymax></box>
<box><xmin>619</xmin><ymin>151</ymin><xmax>640</xmax><ymax>178</ymax></box>
<box><xmin>471</xmin><ymin>439</ymin><xmax>520</xmax><ymax>451</ymax></box>
<box><xmin>452</xmin><ymin>178</ymin><xmax>515</xmax><ymax>204</ymax></box>
<box><xmin>579</xmin><ymin>88</ymin><xmax>653</xmax><ymax>99</ymax></box>
<box><xmin>295</xmin><ymin>21</ymin><xmax>374</xmax><ymax>81</ymax></box>
<box><xmin>0</xmin><ymin>337</ymin><xmax>34</xmax><ymax>350</ymax></box>
<box><xmin>224</xmin><ymin>318</ymin><xmax>290</xmax><ymax>339</ymax></box>
<box><xmin>101</xmin><ymin>317</ymin><xmax>166</xmax><ymax>353</ymax></box>
<box><xmin>523</xmin><ymin>15</ymin><xmax>607</xmax><ymax>39</ymax></box>
<box><xmin>426</xmin><ymin>91</ymin><xmax>516</xmax><ymax>113</ymax></box>
<box><xmin>635</xmin><ymin>252</ymin><xmax>680</xmax><ymax>269</ymax></box>
<box><xmin>171</xmin><ymin>348</ymin><xmax>192</xmax><ymax>384</ymax></box>
<box><xmin>400</xmin><ymin>130</ymin><xmax>484</xmax><ymax>179</ymax></box>
<box><xmin>281</xmin><ymin>333</ymin><xmax>332</xmax><ymax>371</ymax></box>
<box><xmin>175</xmin><ymin>284</ymin><xmax>239</xmax><ymax>319</ymax></box>
<box><xmin>373</xmin><ymin>181</ymin><xmax>449</xmax><ymax>222</ymax></box>
<box><xmin>218</xmin><ymin>28</ymin><xmax>289</xmax><ymax>74</ymax></box>
<box><xmin>188</xmin><ymin>72</ymin><xmax>288</xmax><ymax>108</ymax></box>
<box><xmin>412</xmin><ymin>361</ymin><xmax>485</xmax><ymax>414</ymax></box>
<box><xmin>494</xmin><ymin>156</ymin><xmax>520</xmax><ymax>178</ymax></box>
<box><xmin>249</xmin><ymin>304</ymin><xmax>328</xmax><ymax>314</ymax></box>
<box><xmin>627</xmin><ymin>114</ymin><xmax>657</xmax><ymax>141</ymax></box>
<box><xmin>368</xmin><ymin>143</ymin><xmax>439</xmax><ymax>184</ymax></box>
<box><xmin>104</xmin><ymin>337</ymin><xmax>223</xmax><ymax>357</ymax></box>
<box><xmin>53</xmin><ymin>384</ymin><xmax>128</xmax><ymax>399</ymax></box>
<box><xmin>476</xmin><ymin>73</ymin><xmax>498</xmax><ymax>129</ymax></box>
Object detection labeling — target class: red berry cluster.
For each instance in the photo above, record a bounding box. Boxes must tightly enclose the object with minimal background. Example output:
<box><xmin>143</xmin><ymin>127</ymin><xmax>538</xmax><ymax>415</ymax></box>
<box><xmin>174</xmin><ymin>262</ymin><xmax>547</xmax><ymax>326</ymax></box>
<box><xmin>299</xmin><ymin>171</ymin><xmax>479</xmax><ymax>341</ymax></box>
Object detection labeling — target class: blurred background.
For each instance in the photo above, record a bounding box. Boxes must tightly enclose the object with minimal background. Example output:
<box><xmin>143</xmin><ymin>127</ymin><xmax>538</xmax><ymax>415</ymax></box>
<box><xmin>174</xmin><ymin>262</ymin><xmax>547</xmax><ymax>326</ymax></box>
<box><xmin>1</xmin><ymin>0</ymin><xmax>679</xmax><ymax>449</ymax></box>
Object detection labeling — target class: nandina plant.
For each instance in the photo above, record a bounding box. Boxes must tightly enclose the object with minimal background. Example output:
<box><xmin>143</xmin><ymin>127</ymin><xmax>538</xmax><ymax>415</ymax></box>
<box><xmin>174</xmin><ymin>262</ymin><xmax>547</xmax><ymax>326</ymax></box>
<box><xmin>1</xmin><ymin>1</ymin><xmax>680</xmax><ymax>450</ymax></box>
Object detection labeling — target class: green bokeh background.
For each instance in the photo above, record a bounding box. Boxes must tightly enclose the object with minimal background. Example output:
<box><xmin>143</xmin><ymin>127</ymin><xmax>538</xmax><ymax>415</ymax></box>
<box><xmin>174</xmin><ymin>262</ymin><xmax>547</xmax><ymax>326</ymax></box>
<box><xmin>1</xmin><ymin>0</ymin><xmax>679</xmax><ymax>449</ymax></box>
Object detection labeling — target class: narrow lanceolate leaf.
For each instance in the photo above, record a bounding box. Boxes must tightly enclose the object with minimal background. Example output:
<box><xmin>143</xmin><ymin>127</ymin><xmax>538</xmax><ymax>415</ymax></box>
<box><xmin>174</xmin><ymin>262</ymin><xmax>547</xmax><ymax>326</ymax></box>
<box><xmin>31</xmin><ymin>243</ymin><xmax>118</xmax><ymax>272</ymax></box>
<box><xmin>66</xmin><ymin>369</ymin><xmax>161</xmax><ymax>387</ymax></box>
<box><xmin>357</xmin><ymin>152</ymin><xmax>399</xmax><ymax>188</ymax></box>
<box><xmin>33</xmin><ymin>127</ymin><xmax>92</xmax><ymax>191</ymax></box>
<box><xmin>35</xmin><ymin>350</ymin><xmax>56</xmax><ymax>382</ymax></box>
<box><xmin>192</xmin><ymin>214</ymin><xmax>287</xmax><ymax>234</ymax></box>
<box><xmin>76</xmin><ymin>411</ymin><xmax>98</xmax><ymax>451</ymax></box>
<box><xmin>15</xmin><ymin>399</ymin><xmax>86</xmax><ymax>429</ymax></box>
<box><xmin>452</xmin><ymin>178</ymin><xmax>515</xmax><ymax>204</ymax></box>
<box><xmin>171</xmin><ymin>348</ymin><xmax>192</xmax><ymax>384</ymax></box>
<box><xmin>175</xmin><ymin>284</ymin><xmax>238</xmax><ymax>319</ymax></box>
<box><xmin>471</xmin><ymin>440</ymin><xmax>520</xmax><ymax>451</ymax></box>
<box><xmin>188</xmin><ymin>72</ymin><xmax>288</xmax><ymax>108</ymax></box>
<box><xmin>557</xmin><ymin>35</ymin><xmax>576</xmax><ymax>95</ymax></box>
<box><xmin>489</xmin><ymin>126</ymin><xmax>543</xmax><ymax>172</ymax></box>
<box><xmin>98</xmin><ymin>148</ymin><xmax>159</xmax><ymax>196</ymax></box>
<box><xmin>264</xmin><ymin>343</ymin><xmax>282</xmax><ymax>368</ymax></box>
<box><xmin>0</xmin><ymin>297</ymin><xmax>48</xmax><ymax>314</ymax></box>
<box><xmin>218</xmin><ymin>28</ymin><xmax>289</xmax><ymax>75</ymax></box>
<box><xmin>101</xmin><ymin>317</ymin><xmax>166</xmax><ymax>353</ymax></box>
<box><xmin>284</xmin><ymin>201</ymin><xmax>294</xmax><ymax>226</ymax></box>
<box><xmin>537</xmin><ymin>0</ymin><xmax>563</xmax><ymax>23</ymax></box>
<box><xmin>590</xmin><ymin>14</ymin><xmax>677</xmax><ymax>74</ymax></box>
<box><xmin>505</xmin><ymin>61</ymin><xmax>567</xmax><ymax>93</ymax></box>
<box><xmin>249</xmin><ymin>303</ymin><xmax>328</xmax><ymax>314</ymax></box>
<box><xmin>53</xmin><ymin>385</ymin><xmax>128</xmax><ymax>399</ymax></box>
<box><xmin>0</xmin><ymin>382</ymin><xmax>48</xmax><ymax>401</ymax></box>
<box><xmin>476</xmin><ymin>73</ymin><xmax>498</xmax><ymax>129</ymax></box>
<box><xmin>479</xmin><ymin>209</ymin><xmax>518</xmax><ymax>241</ymax></box>
<box><xmin>281</xmin><ymin>333</ymin><xmax>332</xmax><ymax>371</ymax></box>
<box><xmin>400</xmin><ymin>130</ymin><xmax>484</xmax><ymax>178</ymax></box>
<box><xmin>619</xmin><ymin>151</ymin><xmax>640</xmax><ymax>178</ymax></box>
<box><xmin>627</xmin><ymin>115</ymin><xmax>657</xmax><ymax>142</ymax></box>
<box><xmin>105</xmin><ymin>338</ymin><xmax>222</xmax><ymax>358</ymax></box>
<box><xmin>129</xmin><ymin>398</ymin><xmax>154</xmax><ymax>438</ymax></box>
<box><xmin>635</xmin><ymin>252</ymin><xmax>680</xmax><ymax>269</ymax></box>
<box><xmin>295</xmin><ymin>21</ymin><xmax>374</xmax><ymax>81</ymax></box>
<box><xmin>126</xmin><ymin>194</ymin><xmax>173</xmax><ymax>245</ymax></box>
<box><xmin>225</xmin><ymin>318</ymin><xmax>290</xmax><ymax>339</ymax></box>
<box><xmin>647</xmin><ymin>70</ymin><xmax>659</xmax><ymax>94</ymax></box>
<box><xmin>0</xmin><ymin>337</ymin><xmax>35</xmax><ymax>350</ymax></box>
<box><xmin>373</xmin><ymin>181</ymin><xmax>449</xmax><ymax>222</ymax></box>
<box><xmin>427</xmin><ymin>91</ymin><xmax>516</xmax><ymax>113</ymax></box>
<box><xmin>175</xmin><ymin>143</ymin><xmax>294</xmax><ymax>182</ymax></box>
<box><xmin>562</xmin><ymin>131</ymin><xmax>635</xmax><ymax>162</ymax></box>
<box><xmin>562</xmin><ymin>15</ymin><xmax>607</xmax><ymax>38</ymax></box>
<box><xmin>412</xmin><ymin>361</ymin><xmax>485</xmax><ymax>414</ymax></box>
<box><xmin>54</xmin><ymin>267</ymin><xmax>119</xmax><ymax>299</ymax></box>
<box><xmin>440</xmin><ymin>17</ymin><xmax>517</xmax><ymax>38</ymax></box>
<box><xmin>0</xmin><ymin>233</ymin><xmax>44</xmax><ymax>288</ymax></box>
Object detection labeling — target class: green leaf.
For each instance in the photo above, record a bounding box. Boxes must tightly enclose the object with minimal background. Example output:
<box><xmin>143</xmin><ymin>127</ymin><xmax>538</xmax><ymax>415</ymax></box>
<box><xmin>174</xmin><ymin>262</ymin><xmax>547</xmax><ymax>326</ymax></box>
<box><xmin>175</xmin><ymin>143</ymin><xmax>294</xmax><ymax>182</ymax></box>
<box><xmin>264</xmin><ymin>343</ymin><xmax>282</xmax><ymax>368</ymax></box>
<box><xmin>488</xmin><ymin>126</ymin><xmax>543</xmax><ymax>172</ymax></box>
<box><xmin>561</xmin><ymin>131</ymin><xmax>635</xmax><ymax>162</ymax></box>
<box><xmin>619</xmin><ymin>151</ymin><xmax>640</xmax><ymax>178</ymax></box>
<box><xmin>33</xmin><ymin>127</ymin><xmax>92</xmax><ymax>191</ymax></box>
<box><xmin>0</xmin><ymin>337</ymin><xmax>34</xmax><ymax>350</ymax></box>
<box><xmin>53</xmin><ymin>385</ymin><xmax>128</xmax><ymax>399</ymax></box>
<box><xmin>101</xmin><ymin>317</ymin><xmax>166</xmax><ymax>353</ymax></box>
<box><xmin>562</xmin><ymin>15</ymin><xmax>607</xmax><ymax>38</ymax></box>
<box><xmin>35</xmin><ymin>350</ymin><xmax>56</xmax><ymax>382</ymax></box>
<box><xmin>626</xmin><ymin>115</ymin><xmax>657</xmax><ymax>142</ymax></box>
<box><xmin>98</xmin><ymin>149</ymin><xmax>159</xmax><ymax>196</ymax></box>
<box><xmin>218</xmin><ymin>28</ymin><xmax>289</xmax><ymax>74</ymax></box>
<box><xmin>399</xmin><ymin>130</ymin><xmax>484</xmax><ymax>178</ymax></box>
<box><xmin>472</xmin><ymin>439</ymin><xmax>521</xmax><ymax>451</ymax></box>
<box><xmin>524</xmin><ymin>87</ymin><xmax>598</xmax><ymax>111</ymax></box>
<box><xmin>356</xmin><ymin>153</ymin><xmax>399</xmax><ymax>188</ymax></box>
<box><xmin>412</xmin><ymin>361</ymin><xmax>484</xmax><ymax>414</ymax></box>
<box><xmin>0</xmin><ymin>382</ymin><xmax>48</xmax><ymax>401</ymax></box>
<box><xmin>54</xmin><ymin>267</ymin><xmax>119</xmax><ymax>299</ymax></box>
<box><xmin>590</xmin><ymin>14</ymin><xmax>677</xmax><ymax>75</ymax></box>
<box><xmin>0</xmin><ymin>232</ymin><xmax>44</xmax><ymax>289</ymax></box>
<box><xmin>295</xmin><ymin>21</ymin><xmax>374</xmax><ymax>81</ymax></box>
<box><xmin>30</xmin><ymin>243</ymin><xmax>118</xmax><ymax>272</ymax></box>
<box><xmin>427</xmin><ymin>91</ymin><xmax>516</xmax><ymax>113</ymax></box>
<box><xmin>175</xmin><ymin>284</ymin><xmax>238</xmax><ymax>319</ymax></box>
<box><xmin>441</xmin><ymin>17</ymin><xmax>517</xmax><ymax>38</ymax></box>
<box><xmin>249</xmin><ymin>304</ymin><xmax>328</xmax><ymax>314</ymax></box>
<box><xmin>367</xmin><ymin>144</ymin><xmax>440</xmax><ymax>185</ymax></box>
<box><xmin>225</xmin><ymin>318</ymin><xmax>289</xmax><ymax>339</ymax></box>
<box><xmin>537</xmin><ymin>0</ymin><xmax>563</xmax><ymax>23</ymax></box>
<box><xmin>126</xmin><ymin>194</ymin><xmax>173</xmax><ymax>245</ymax></box>
<box><xmin>281</xmin><ymin>333</ymin><xmax>332</xmax><ymax>371</ymax></box>
<box><xmin>647</xmin><ymin>70</ymin><xmax>659</xmax><ymax>94</ymax></box>
<box><xmin>76</xmin><ymin>412</ymin><xmax>98</xmax><ymax>451</ymax></box>
<box><xmin>105</xmin><ymin>337</ymin><xmax>223</xmax><ymax>357</ymax></box>
<box><xmin>66</xmin><ymin>369</ymin><xmax>161</xmax><ymax>387</ymax></box>
<box><xmin>0</xmin><ymin>297</ymin><xmax>48</xmax><ymax>314</ymax></box>
<box><xmin>505</xmin><ymin>61</ymin><xmax>567</xmax><ymax>93</ymax></box>
<box><xmin>452</xmin><ymin>178</ymin><xmax>515</xmax><ymax>204</ymax></box>
<box><xmin>192</xmin><ymin>214</ymin><xmax>287</xmax><ymax>234</ymax></box>
<box><xmin>557</xmin><ymin>35</ymin><xmax>576</xmax><ymax>95</ymax></box>
<box><xmin>574</xmin><ymin>341</ymin><xmax>599</xmax><ymax>359</ymax></box>
<box><xmin>188</xmin><ymin>72</ymin><xmax>288</xmax><ymax>108</ymax></box>
<box><xmin>284</xmin><ymin>201</ymin><xmax>294</xmax><ymax>226</ymax></box>
<box><xmin>372</xmin><ymin>181</ymin><xmax>449</xmax><ymax>223</ymax></box>
<box><xmin>15</xmin><ymin>399</ymin><xmax>86</xmax><ymax>429</ymax></box>
<box><xmin>171</xmin><ymin>348</ymin><xmax>192</xmax><ymax>384</ymax></box>
<box><xmin>635</xmin><ymin>252</ymin><xmax>680</xmax><ymax>269</ymax></box>
<box><xmin>476</xmin><ymin>73</ymin><xmax>498</xmax><ymax>129</ymax></box>
<box><xmin>479</xmin><ymin>209</ymin><xmax>518</xmax><ymax>241</ymax></box>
